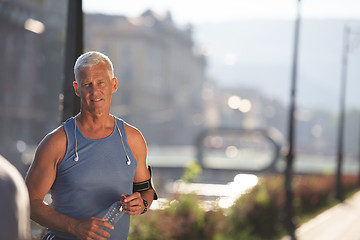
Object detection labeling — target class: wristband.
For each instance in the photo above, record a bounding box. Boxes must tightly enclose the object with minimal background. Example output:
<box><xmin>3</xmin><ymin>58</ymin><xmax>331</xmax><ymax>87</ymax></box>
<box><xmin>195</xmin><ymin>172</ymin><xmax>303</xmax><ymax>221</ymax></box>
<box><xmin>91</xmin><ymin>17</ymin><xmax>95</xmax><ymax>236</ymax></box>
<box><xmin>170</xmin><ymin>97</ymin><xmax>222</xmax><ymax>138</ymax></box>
<box><xmin>141</xmin><ymin>198</ymin><xmax>148</xmax><ymax>214</ymax></box>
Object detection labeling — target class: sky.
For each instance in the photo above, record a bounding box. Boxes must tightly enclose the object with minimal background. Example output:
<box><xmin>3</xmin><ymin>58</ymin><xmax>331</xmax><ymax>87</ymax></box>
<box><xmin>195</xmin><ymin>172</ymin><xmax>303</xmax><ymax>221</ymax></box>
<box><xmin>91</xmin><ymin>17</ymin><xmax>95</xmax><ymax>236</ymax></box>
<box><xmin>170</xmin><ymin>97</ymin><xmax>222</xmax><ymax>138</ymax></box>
<box><xmin>83</xmin><ymin>0</ymin><xmax>360</xmax><ymax>25</ymax></box>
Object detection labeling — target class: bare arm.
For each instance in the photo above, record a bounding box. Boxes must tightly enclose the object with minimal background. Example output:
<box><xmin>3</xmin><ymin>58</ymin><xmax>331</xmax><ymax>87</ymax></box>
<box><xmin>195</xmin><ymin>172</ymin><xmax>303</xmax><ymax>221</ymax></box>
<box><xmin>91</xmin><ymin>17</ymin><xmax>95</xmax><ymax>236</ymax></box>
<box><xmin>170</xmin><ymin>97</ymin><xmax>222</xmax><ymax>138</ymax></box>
<box><xmin>124</xmin><ymin>123</ymin><xmax>154</xmax><ymax>215</ymax></box>
<box><xmin>25</xmin><ymin>127</ymin><xmax>113</xmax><ymax>240</ymax></box>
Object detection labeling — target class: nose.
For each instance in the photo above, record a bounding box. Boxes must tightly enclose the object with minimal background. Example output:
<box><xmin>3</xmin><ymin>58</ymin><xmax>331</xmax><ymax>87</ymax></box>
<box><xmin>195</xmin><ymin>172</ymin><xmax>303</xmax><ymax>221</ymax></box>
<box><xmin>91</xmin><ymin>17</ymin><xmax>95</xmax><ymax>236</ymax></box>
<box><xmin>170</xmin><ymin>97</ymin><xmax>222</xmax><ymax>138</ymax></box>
<box><xmin>89</xmin><ymin>84</ymin><xmax>99</xmax><ymax>95</ymax></box>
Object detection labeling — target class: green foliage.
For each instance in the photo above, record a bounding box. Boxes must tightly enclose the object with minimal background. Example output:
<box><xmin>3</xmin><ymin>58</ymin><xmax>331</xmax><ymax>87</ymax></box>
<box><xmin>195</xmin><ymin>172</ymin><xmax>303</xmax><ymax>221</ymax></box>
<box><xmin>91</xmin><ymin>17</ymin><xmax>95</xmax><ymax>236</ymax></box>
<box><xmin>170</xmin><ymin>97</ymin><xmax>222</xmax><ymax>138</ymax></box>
<box><xmin>181</xmin><ymin>161</ymin><xmax>202</xmax><ymax>183</ymax></box>
<box><xmin>129</xmin><ymin>174</ymin><xmax>359</xmax><ymax>240</ymax></box>
<box><xmin>129</xmin><ymin>194</ymin><xmax>207</xmax><ymax>240</ymax></box>
<box><xmin>225</xmin><ymin>176</ymin><xmax>285</xmax><ymax>240</ymax></box>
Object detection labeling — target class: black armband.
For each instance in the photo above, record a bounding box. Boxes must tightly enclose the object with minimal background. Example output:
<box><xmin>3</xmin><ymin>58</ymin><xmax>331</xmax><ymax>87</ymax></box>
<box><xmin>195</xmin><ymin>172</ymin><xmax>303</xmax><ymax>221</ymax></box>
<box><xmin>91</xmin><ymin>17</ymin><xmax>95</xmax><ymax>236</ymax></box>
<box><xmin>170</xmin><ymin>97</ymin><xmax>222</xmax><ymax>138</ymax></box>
<box><xmin>133</xmin><ymin>165</ymin><xmax>158</xmax><ymax>200</ymax></box>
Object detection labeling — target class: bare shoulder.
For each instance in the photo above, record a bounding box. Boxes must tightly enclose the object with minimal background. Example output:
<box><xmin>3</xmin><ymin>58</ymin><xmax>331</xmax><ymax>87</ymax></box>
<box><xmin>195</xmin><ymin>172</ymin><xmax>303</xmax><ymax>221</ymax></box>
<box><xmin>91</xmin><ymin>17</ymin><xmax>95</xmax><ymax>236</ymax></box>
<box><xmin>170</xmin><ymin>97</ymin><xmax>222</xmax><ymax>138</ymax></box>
<box><xmin>124</xmin><ymin>122</ymin><xmax>147</xmax><ymax>161</ymax></box>
<box><xmin>124</xmin><ymin>122</ymin><xmax>146</xmax><ymax>145</ymax></box>
<box><xmin>40</xmin><ymin>125</ymin><xmax>66</xmax><ymax>150</ymax></box>
<box><xmin>35</xmin><ymin>125</ymin><xmax>67</xmax><ymax>168</ymax></box>
<box><xmin>124</xmin><ymin>122</ymin><xmax>150</xmax><ymax>183</ymax></box>
<box><xmin>26</xmin><ymin>125</ymin><xmax>67</xmax><ymax>192</ymax></box>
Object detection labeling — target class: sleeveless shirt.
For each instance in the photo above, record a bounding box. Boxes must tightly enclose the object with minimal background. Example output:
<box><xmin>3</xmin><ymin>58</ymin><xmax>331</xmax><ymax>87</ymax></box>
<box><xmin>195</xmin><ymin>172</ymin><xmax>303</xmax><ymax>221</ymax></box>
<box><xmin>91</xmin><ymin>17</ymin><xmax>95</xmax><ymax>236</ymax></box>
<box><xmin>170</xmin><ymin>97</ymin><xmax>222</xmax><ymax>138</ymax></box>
<box><xmin>47</xmin><ymin>116</ymin><xmax>137</xmax><ymax>240</ymax></box>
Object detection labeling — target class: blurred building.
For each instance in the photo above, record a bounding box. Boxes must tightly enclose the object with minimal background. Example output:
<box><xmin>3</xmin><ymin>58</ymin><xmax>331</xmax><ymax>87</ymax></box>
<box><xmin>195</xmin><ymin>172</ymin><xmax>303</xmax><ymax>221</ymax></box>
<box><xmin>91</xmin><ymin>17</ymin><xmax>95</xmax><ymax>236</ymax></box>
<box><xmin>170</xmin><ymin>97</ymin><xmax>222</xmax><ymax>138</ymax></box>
<box><xmin>205</xmin><ymin>85</ymin><xmax>288</xmax><ymax>132</ymax></box>
<box><xmin>0</xmin><ymin>0</ymin><xmax>66</xmax><ymax>174</ymax></box>
<box><xmin>85</xmin><ymin>10</ymin><xmax>207</xmax><ymax>145</ymax></box>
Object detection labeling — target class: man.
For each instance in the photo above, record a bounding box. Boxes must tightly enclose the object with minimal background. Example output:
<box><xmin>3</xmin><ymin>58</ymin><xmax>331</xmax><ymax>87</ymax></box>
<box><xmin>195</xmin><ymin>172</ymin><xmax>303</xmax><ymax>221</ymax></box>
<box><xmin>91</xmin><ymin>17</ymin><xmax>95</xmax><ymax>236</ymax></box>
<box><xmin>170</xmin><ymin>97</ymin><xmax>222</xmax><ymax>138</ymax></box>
<box><xmin>0</xmin><ymin>155</ymin><xmax>31</xmax><ymax>240</ymax></box>
<box><xmin>26</xmin><ymin>51</ymin><xmax>156</xmax><ymax>240</ymax></box>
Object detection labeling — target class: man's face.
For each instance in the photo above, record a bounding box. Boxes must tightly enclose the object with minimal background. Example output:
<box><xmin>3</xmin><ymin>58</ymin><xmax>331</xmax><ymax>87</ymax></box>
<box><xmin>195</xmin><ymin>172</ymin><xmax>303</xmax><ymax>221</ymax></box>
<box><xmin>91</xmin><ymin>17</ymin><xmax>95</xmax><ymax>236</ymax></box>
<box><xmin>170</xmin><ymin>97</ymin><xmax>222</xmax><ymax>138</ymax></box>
<box><xmin>74</xmin><ymin>63</ymin><xmax>117</xmax><ymax>115</ymax></box>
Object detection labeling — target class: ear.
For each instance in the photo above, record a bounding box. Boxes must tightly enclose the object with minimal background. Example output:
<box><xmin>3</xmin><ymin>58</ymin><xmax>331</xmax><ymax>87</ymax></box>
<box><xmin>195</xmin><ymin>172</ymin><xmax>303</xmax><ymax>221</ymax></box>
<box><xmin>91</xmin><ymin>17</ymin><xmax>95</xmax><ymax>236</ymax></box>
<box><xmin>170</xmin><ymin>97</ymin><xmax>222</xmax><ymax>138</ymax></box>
<box><xmin>73</xmin><ymin>81</ymin><xmax>80</xmax><ymax>96</ymax></box>
<box><xmin>112</xmin><ymin>77</ymin><xmax>118</xmax><ymax>93</ymax></box>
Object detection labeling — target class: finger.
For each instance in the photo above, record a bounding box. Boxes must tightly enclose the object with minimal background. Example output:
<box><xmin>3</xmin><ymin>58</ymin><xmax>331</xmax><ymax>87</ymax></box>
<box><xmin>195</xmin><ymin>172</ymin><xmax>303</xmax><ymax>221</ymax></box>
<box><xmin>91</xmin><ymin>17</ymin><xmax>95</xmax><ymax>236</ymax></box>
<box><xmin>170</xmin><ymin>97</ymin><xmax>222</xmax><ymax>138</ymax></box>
<box><xmin>86</xmin><ymin>217</ymin><xmax>114</xmax><ymax>230</ymax></box>
<box><xmin>125</xmin><ymin>203</ymin><xmax>143</xmax><ymax>215</ymax></box>
<box><xmin>94</xmin><ymin>227</ymin><xmax>111</xmax><ymax>239</ymax></box>
<box><xmin>123</xmin><ymin>192</ymin><xmax>140</xmax><ymax>202</ymax></box>
<box><xmin>98</xmin><ymin>220</ymin><xmax>114</xmax><ymax>231</ymax></box>
<box><xmin>123</xmin><ymin>197</ymin><xmax>141</xmax><ymax>212</ymax></box>
<box><xmin>75</xmin><ymin>218</ymin><xmax>113</xmax><ymax>240</ymax></box>
<box><xmin>80</xmin><ymin>230</ymin><xmax>108</xmax><ymax>240</ymax></box>
<box><xmin>125</xmin><ymin>209</ymin><xmax>140</xmax><ymax>215</ymax></box>
<box><xmin>127</xmin><ymin>195</ymin><xmax>143</xmax><ymax>207</ymax></box>
<box><xmin>90</xmin><ymin>217</ymin><xmax>114</xmax><ymax>231</ymax></box>
<box><xmin>126</xmin><ymin>200</ymin><xmax>142</xmax><ymax>212</ymax></box>
<box><xmin>92</xmin><ymin>220</ymin><xmax>113</xmax><ymax>239</ymax></box>
<box><xmin>89</xmin><ymin>231</ymin><xmax>109</xmax><ymax>240</ymax></box>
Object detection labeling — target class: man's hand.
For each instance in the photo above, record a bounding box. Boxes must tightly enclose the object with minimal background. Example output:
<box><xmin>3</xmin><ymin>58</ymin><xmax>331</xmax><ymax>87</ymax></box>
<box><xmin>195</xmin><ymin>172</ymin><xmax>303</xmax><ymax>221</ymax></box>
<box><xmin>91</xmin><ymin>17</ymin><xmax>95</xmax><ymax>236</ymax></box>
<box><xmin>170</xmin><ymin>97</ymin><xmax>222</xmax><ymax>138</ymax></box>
<box><xmin>123</xmin><ymin>193</ymin><xmax>144</xmax><ymax>215</ymax></box>
<box><xmin>71</xmin><ymin>217</ymin><xmax>114</xmax><ymax>240</ymax></box>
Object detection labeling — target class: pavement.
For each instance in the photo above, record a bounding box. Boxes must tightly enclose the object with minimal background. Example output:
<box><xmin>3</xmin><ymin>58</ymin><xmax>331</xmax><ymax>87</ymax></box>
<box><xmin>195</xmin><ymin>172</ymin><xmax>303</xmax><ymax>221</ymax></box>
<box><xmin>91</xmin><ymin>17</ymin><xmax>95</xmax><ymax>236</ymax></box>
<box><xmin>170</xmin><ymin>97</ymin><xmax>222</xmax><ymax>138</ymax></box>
<box><xmin>282</xmin><ymin>190</ymin><xmax>360</xmax><ymax>240</ymax></box>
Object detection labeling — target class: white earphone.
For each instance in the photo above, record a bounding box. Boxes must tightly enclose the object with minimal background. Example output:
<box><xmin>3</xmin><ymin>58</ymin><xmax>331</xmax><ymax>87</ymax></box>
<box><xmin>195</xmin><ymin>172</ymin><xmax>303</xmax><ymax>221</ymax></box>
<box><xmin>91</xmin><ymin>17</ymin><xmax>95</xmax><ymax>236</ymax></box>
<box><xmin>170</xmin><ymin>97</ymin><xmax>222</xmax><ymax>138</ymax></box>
<box><xmin>74</xmin><ymin>152</ymin><xmax>79</xmax><ymax>162</ymax></box>
<box><xmin>74</xmin><ymin>121</ymin><xmax>79</xmax><ymax>162</ymax></box>
<box><xmin>73</xmin><ymin>117</ymin><xmax>130</xmax><ymax>165</ymax></box>
<box><xmin>115</xmin><ymin>120</ymin><xmax>131</xmax><ymax>165</ymax></box>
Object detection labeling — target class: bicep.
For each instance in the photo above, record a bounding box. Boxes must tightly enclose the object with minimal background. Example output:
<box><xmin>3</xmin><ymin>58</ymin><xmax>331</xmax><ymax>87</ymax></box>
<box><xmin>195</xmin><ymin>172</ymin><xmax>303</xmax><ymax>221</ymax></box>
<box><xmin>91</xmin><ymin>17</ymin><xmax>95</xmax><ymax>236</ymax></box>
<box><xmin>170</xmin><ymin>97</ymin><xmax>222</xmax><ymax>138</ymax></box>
<box><xmin>133</xmin><ymin>141</ymin><xmax>150</xmax><ymax>182</ymax></box>
<box><xmin>26</xmin><ymin>154</ymin><xmax>56</xmax><ymax>201</ymax></box>
<box><xmin>26</xmin><ymin>131</ymin><xmax>65</xmax><ymax>201</ymax></box>
<box><xmin>126</xmin><ymin>125</ymin><xmax>150</xmax><ymax>183</ymax></box>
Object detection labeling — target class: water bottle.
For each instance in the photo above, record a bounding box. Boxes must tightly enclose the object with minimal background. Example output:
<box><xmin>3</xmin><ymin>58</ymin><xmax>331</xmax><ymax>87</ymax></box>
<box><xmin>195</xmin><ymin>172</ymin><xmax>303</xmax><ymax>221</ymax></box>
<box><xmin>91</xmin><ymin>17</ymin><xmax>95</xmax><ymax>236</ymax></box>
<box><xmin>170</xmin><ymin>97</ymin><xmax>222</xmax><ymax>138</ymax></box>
<box><xmin>102</xmin><ymin>195</ymin><xmax>126</xmax><ymax>227</ymax></box>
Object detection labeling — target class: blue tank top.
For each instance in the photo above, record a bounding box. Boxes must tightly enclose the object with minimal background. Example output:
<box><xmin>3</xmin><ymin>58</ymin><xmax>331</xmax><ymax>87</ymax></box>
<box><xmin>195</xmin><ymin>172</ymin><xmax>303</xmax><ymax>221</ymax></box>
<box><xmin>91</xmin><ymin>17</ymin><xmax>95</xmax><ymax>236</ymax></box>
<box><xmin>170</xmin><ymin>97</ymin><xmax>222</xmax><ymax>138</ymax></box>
<box><xmin>48</xmin><ymin>116</ymin><xmax>137</xmax><ymax>240</ymax></box>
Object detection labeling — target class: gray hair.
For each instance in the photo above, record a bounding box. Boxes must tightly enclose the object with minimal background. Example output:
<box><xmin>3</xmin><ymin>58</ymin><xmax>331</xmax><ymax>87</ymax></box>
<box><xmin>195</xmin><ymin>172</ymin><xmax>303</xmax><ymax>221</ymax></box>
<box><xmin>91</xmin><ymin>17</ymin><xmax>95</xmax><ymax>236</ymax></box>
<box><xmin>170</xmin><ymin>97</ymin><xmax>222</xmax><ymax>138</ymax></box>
<box><xmin>74</xmin><ymin>51</ymin><xmax>114</xmax><ymax>82</ymax></box>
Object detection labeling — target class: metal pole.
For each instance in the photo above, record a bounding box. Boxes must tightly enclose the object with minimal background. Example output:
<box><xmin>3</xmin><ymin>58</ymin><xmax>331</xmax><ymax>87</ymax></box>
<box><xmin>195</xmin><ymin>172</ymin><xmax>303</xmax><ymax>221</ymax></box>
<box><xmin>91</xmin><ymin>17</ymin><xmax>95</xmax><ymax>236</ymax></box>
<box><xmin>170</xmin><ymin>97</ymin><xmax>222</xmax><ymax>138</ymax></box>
<box><xmin>335</xmin><ymin>26</ymin><xmax>350</xmax><ymax>201</ymax></box>
<box><xmin>358</xmin><ymin>111</ymin><xmax>360</xmax><ymax>185</ymax></box>
<box><xmin>284</xmin><ymin>0</ymin><xmax>301</xmax><ymax>238</ymax></box>
<box><xmin>61</xmin><ymin>0</ymin><xmax>83</xmax><ymax>122</ymax></box>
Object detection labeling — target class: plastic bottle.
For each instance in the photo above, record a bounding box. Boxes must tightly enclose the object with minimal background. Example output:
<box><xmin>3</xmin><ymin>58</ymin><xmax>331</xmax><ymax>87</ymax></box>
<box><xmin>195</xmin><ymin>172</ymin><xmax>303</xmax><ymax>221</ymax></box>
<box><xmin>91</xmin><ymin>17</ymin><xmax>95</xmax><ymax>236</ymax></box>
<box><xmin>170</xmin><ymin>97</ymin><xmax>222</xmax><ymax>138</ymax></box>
<box><xmin>102</xmin><ymin>195</ymin><xmax>126</xmax><ymax>227</ymax></box>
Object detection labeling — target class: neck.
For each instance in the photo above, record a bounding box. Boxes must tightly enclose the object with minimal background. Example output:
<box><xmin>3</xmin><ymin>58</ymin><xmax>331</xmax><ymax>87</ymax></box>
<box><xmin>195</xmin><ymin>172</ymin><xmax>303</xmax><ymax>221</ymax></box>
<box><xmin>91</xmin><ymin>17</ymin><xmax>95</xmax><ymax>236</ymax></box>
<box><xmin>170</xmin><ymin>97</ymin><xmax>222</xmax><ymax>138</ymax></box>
<box><xmin>76</xmin><ymin>111</ymin><xmax>112</xmax><ymax>124</ymax></box>
<box><xmin>75</xmin><ymin>112</ymin><xmax>115</xmax><ymax>138</ymax></box>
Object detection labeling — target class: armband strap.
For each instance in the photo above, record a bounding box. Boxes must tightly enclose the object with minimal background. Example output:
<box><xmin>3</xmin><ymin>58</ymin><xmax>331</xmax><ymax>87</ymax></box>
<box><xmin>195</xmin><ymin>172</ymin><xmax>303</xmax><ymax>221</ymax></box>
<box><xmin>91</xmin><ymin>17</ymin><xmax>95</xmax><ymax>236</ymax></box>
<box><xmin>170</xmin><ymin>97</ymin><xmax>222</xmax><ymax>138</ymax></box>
<box><xmin>133</xmin><ymin>165</ymin><xmax>158</xmax><ymax>200</ymax></box>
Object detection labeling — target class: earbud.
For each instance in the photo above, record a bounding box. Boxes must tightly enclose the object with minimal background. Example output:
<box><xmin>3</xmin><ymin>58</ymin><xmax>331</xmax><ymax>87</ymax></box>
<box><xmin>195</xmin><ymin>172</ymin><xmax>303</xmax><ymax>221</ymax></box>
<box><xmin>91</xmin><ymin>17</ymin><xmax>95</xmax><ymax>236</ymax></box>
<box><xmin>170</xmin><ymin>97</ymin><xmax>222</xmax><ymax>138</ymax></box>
<box><xmin>74</xmin><ymin>152</ymin><xmax>79</xmax><ymax>162</ymax></box>
<box><xmin>74</xmin><ymin>119</ymin><xmax>79</xmax><ymax>162</ymax></box>
<box><xmin>126</xmin><ymin>156</ymin><xmax>131</xmax><ymax>165</ymax></box>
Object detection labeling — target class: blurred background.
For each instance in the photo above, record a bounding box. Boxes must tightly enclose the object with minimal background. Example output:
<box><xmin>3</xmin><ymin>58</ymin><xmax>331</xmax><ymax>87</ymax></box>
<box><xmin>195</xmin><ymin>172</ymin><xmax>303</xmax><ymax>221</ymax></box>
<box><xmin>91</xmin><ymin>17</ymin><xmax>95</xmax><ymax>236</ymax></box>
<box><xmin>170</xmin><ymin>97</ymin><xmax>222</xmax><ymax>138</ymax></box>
<box><xmin>2</xmin><ymin>0</ymin><xmax>360</xmax><ymax>239</ymax></box>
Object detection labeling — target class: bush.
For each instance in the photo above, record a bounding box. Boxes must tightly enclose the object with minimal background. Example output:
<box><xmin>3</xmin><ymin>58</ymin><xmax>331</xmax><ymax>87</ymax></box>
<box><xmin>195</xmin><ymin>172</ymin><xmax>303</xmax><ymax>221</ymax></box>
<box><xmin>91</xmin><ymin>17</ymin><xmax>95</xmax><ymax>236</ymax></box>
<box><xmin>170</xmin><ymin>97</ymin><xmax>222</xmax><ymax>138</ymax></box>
<box><xmin>130</xmin><ymin>194</ymin><xmax>206</xmax><ymax>240</ymax></box>
<box><xmin>219</xmin><ymin>175</ymin><xmax>285</xmax><ymax>240</ymax></box>
<box><xmin>129</xmin><ymin>174</ymin><xmax>359</xmax><ymax>240</ymax></box>
<box><xmin>293</xmin><ymin>174</ymin><xmax>359</xmax><ymax>214</ymax></box>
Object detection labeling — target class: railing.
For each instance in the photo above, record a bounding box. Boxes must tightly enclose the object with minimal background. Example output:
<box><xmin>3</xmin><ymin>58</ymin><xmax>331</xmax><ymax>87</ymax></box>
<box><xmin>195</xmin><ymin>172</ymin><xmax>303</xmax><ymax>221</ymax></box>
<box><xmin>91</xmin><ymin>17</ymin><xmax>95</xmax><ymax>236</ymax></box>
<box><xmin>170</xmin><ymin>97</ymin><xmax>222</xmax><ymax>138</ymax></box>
<box><xmin>195</xmin><ymin>127</ymin><xmax>284</xmax><ymax>173</ymax></box>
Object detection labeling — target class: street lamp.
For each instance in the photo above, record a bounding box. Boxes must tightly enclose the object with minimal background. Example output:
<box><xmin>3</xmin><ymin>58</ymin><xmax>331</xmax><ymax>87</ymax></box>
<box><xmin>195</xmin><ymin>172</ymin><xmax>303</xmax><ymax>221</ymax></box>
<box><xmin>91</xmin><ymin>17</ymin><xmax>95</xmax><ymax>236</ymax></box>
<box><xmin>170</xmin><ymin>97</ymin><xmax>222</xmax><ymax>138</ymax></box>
<box><xmin>61</xmin><ymin>0</ymin><xmax>83</xmax><ymax>122</ymax></box>
<box><xmin>335</xmin><ymin>26</ymin><xmax>350</xmax><ymax>202</ymax></box>
<box><xmin>284</xmin><ymin>0</ymin><xmax>301</xmax><ymax>238</ymax></box>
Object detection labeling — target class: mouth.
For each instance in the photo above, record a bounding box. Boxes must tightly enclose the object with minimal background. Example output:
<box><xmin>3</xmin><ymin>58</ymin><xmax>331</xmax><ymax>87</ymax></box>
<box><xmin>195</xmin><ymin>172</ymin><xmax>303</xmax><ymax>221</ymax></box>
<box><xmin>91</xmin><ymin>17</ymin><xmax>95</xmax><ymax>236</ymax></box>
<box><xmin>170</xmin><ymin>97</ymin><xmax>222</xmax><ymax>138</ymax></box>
<box><xmin>91</xmin><ymin>98</ymin><xmax>103</xmax><ymax>103</ymax></box>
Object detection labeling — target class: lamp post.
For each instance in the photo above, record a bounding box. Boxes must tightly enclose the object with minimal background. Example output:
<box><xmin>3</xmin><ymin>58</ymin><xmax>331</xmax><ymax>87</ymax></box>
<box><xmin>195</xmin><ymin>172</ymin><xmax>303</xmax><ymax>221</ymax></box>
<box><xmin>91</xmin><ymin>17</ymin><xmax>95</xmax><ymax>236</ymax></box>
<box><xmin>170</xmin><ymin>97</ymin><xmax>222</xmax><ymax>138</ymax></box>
<box><xmin>61</xmin><ymin>0</ymin><xmax>83</xmax><ymax>122</ymax></box>
<box><xmin>335</xmin><ymin>26</ymin><xmax>350</xmax><ymax>202</ymax></box>
<box><xmin>284</xmin><ymin>0</ymin><xmax>301</xmax><ymax>238</ymax></box>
